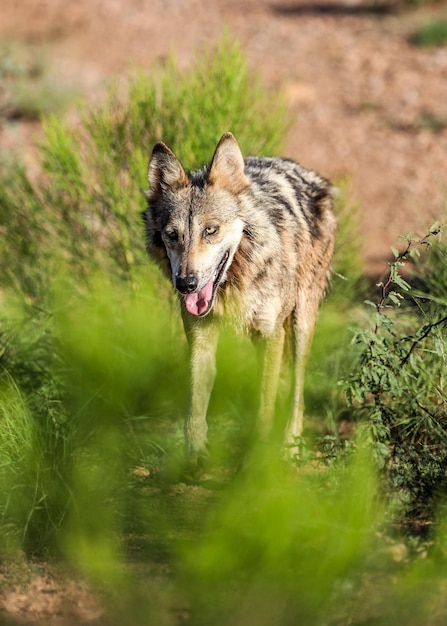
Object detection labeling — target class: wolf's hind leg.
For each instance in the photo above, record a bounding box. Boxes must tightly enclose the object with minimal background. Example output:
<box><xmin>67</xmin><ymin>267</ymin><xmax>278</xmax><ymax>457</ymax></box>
<box><xmin>285</xmin><ymin>294</ymin><xmax>319</xmax><ymax>453</ymax></box>
<box><xmin>185</xmin><ymin>323</ymin><xmax>219</xmax><ymax>462</ymax></box>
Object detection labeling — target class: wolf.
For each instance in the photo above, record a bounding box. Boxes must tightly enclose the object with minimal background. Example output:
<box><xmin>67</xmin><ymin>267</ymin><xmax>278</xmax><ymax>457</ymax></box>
<box><xmin>143</xmin><ymin>132</ymin><xmax>337</xmax><ymax>463</ymax></box>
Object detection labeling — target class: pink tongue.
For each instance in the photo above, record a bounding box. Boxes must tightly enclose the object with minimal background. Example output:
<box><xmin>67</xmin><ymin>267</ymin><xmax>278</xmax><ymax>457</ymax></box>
<box><xmin>185</xmin><ymin>278</ymin><xmax>214</xmax><ymax>316</ymax></box>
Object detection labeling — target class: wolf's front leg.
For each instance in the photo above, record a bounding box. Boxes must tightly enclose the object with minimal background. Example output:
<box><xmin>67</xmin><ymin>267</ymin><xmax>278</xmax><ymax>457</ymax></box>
<box><xmin>257</xmin><ymin>325</ymin><xmax>285</xmax><ymax>440</ymax></box>
<box><xmin>184</xmin><ymin>322</ymin><xmax>219</xmax><ymax>462</ymax></box>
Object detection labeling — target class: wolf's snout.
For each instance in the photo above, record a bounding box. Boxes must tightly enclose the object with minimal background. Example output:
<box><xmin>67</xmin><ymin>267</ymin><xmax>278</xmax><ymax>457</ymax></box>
<box><xmin>176</xmin><ymin>274</ymin><xmax>198</xmax><ymax>294</ymax></box>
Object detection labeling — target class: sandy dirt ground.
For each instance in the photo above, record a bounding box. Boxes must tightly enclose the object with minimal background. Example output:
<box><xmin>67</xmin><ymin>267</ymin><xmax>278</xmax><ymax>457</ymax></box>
<box><xmin>0</xmin><ymin>0</ymin><xmax>447</xmax><ymax>622</ymax></box>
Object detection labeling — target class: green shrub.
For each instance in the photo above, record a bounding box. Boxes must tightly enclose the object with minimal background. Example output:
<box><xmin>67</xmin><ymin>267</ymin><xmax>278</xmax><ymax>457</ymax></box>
<box><xmin>0</xmin><ymin>308</ymin><xmax>71</xmax><ymax>551</ymax></box>
<box><xmin>409</xmin><ymin>19</ymin><xmax>447</xmax><ymax>47</ymax></box>
<box><xmin>346</xmin><ymin>224</ymin><xmax>447</xmax><ymax>525</ymax></box>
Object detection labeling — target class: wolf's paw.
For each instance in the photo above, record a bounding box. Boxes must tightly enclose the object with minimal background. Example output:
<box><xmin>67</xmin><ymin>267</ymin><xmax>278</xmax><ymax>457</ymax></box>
<box><xmin>282</xmin><ymin>436</ymin><xmax>302</xmax><ymax>464</ymax></box>
<box><xmin>181</xmin><ymin>450</ymin><xmax>209</xmax><ymax>481</ymax></box>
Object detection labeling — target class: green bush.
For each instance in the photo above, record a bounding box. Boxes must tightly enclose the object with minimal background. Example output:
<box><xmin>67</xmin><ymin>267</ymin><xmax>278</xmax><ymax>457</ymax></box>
<box><xmin>0</xmin><ymin>306</ymin><xmax>70</xmax><ymax>551</ymax></box>
<box><xmin>409</xmin><ymin>19</ymin><xmax>447</xmax><ymax>47</ymax></box>
<box><xmin>346</xmin><ymin>225</ymin><xmax>447</xmax><ymax>524</ymax></box>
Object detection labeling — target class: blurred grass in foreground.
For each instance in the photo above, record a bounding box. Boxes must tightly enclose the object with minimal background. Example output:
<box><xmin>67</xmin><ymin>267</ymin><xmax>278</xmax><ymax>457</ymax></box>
<box><xmin>2</xmin><ymin>271</ymin><xmax>447</xmax><ymax>625</ymax></box>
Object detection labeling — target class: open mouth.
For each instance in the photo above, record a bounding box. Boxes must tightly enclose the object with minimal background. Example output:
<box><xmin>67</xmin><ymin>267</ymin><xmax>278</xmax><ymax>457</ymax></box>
<box><xmin>184</xmin><ymin>250</ymin><xmax>230</xmax><ymax>317</ymax></box>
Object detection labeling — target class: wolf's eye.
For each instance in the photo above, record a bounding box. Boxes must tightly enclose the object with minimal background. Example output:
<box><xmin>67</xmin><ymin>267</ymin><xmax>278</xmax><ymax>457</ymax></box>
<box><xmin>204</xmin><ymin>226</ymin><xmax>219</xmax><ymax>237</ymax></box>
<box><xmin>165</xmin><ymin>229</ymin><xmax>178</xmax><ymax>242</ymax></box>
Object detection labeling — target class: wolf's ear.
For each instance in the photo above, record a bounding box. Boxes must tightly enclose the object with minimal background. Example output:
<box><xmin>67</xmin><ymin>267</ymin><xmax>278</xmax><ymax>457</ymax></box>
<box><xmin>207</xmin><ymin>132</ymin><xmax>249</xmax><ymax>194</ymax></box>
<box><xmin>147</xmin><ymin>142</ymin><xmax>189</xmax><ymax>198</ymax></box>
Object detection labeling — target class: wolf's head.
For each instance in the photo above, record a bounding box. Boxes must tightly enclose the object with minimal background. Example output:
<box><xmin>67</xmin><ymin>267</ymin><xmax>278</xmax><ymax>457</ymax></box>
<box><xmin>144</xmin><ymin>133</ymin><xmax>250</xmax><ymax>317</ymax></box>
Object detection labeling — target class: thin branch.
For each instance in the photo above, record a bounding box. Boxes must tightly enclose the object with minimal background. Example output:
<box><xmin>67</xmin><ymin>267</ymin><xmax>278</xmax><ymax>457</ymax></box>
<box><xmin>401</xmin><ymin>315</ymin><xmax>447</xmax><ymax>367</ymax></box>
<box><xmin>415</xmin><ymin>398</ymin><xmax>437</xmax><ymax>420</ymax></box>
<box><xmin>374</xmin><ymin>230</ymin><xmax>441</xmax><ymax>334</ymax></box>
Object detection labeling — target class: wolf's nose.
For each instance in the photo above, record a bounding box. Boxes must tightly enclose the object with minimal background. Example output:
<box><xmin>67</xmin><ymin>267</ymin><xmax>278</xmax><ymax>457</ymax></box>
<box><xmin>176</xmin><ymin>274</ymin><xmax>198</xmax><ymax>294</ymax></box>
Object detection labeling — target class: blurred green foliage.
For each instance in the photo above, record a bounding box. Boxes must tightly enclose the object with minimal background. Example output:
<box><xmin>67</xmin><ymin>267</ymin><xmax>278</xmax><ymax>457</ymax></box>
<box><xmin>409</xmin><ymin>18</ymin><xmax>447</xmax><ymax>47</ymax></box>
<box><xmin>180</xmin><ymin>450</ymin><xmax>379</xmax><ymax>626</ymax></box>
<box><xmin>346</xmin><ymin>226</ymin><xmax>447</xmax><ymax>528</ymax></box>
